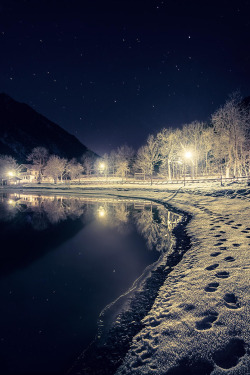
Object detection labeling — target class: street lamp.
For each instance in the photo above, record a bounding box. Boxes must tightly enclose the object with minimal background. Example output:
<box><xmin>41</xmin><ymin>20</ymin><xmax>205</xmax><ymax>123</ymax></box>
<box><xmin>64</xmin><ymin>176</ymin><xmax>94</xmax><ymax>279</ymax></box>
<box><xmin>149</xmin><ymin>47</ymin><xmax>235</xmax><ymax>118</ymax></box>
<box><xmin>184</xmin><ymin>151</ymin><xmax>192</xmax><ymax>186</ymax></box>
<box><xmin>7</xmin><ymin>171</ymin><xmax>15</xmax><ymax>177</ymax></box>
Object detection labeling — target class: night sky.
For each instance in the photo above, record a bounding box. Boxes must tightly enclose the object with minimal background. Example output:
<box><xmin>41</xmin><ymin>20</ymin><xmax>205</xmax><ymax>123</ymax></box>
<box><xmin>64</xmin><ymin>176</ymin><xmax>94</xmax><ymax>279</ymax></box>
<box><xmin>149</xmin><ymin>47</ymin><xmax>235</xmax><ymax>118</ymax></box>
<box><xmin>1</xmin><ymin>0</ymin><xmax>250</xmax><ymax>155</ymax></box>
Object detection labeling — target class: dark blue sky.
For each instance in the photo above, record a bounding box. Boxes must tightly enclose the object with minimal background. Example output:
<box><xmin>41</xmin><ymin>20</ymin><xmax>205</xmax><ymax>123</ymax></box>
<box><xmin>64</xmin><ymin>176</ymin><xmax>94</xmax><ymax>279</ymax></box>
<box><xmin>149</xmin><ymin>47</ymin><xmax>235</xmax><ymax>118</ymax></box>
<box><xmin>1</xmin><ymin>0</ymin><xmax>250</xmax><ymax>155</ymax></box>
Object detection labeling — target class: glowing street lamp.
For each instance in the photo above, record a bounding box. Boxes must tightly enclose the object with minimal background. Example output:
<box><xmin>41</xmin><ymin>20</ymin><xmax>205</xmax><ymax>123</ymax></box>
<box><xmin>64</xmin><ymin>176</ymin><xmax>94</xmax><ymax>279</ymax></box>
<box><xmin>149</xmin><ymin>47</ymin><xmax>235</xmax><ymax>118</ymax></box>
<box><xmin>183</xmin><ymin>151</ymin><xmax>192</xmax><ymax>186</ymax></box>
<box><xmin>99</xmin><ymin>162</ymin><xmax>105</xmax><ymax>172</ymax></box>
<box><xmin>184</xmin><ymin>151</ymin><xmax>192</xmax><ymax>160</ymax></box>
<box><xmin>7</xmin><ymin>171</ymin><xmax>15</xmax><ymax>177</ymax></box>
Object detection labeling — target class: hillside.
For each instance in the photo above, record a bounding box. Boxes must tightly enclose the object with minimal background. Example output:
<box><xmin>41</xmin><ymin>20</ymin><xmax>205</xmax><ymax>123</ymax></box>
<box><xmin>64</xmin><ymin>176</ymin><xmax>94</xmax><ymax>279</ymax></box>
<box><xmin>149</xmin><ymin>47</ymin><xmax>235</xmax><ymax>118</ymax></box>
<box><xmin>0</xmin><ymin>93</ymin><xmax>96</xmax><ymax>162</ymax></box>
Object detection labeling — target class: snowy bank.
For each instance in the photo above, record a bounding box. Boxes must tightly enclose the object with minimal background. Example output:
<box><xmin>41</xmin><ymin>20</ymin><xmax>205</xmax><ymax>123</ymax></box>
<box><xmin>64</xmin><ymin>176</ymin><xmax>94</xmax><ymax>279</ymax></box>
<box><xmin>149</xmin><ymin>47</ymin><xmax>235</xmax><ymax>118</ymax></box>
<box><xmin>114</xmin><ymin>186</ymin><xmax>250</xmax><ymax>375</ymax></box>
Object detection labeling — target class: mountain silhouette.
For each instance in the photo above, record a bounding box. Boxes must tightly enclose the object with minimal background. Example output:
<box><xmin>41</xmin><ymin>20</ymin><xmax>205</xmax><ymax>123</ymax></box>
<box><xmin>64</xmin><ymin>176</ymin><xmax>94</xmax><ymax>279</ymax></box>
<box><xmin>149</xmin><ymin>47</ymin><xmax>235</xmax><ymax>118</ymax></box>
<box><xmin>0</xmin><ymin>93</ymin><xmax>97</xmax><ymax>162</ymax></box>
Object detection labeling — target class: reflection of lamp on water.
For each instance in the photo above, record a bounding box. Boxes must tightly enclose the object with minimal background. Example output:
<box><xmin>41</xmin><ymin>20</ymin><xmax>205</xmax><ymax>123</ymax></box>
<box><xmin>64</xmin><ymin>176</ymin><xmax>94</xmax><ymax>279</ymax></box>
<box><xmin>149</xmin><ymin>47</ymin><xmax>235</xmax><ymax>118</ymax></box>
<box><xmin>184</xmin><ymin>151</ymin><xmax>192</xmax><ymax>186</ymax></box>
<box><xmin>97</xmin><ymin>206</ymin><xmax>106</xmax><ymax>218</ymax></box>
<box><xmin>8</xmin><ymin>199</ymin><xmax>15</xmax><ymax>205</ymax></box>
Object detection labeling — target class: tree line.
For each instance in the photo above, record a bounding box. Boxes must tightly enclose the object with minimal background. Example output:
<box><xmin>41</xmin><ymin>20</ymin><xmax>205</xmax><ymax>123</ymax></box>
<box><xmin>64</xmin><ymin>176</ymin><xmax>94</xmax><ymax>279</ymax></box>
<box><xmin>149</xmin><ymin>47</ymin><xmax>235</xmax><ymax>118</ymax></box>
<box><xmin>103</xmin><ymin>92</ymin><xmax>250</xmax><ymax>181</ymax></box>
<box><xmin>0</xmin><ymin>92</ymin><xmax>249</xmax><ymax>183</ymax></box>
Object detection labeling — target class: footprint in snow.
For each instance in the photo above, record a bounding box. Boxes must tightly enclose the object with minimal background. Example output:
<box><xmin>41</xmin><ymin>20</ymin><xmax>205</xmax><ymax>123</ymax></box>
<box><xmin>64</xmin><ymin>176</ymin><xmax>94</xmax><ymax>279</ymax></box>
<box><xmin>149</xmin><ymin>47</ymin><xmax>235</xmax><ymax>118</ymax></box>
<box><xmin>232</xmin><ymin>243</ymin><xmax>241</xmax><ymax>247</ymax></box>
<box><xmin>215</xmin><ymin>271</ymin><xmax>230</xmax><ymax>279</ymax></box>
<box><xmin>224</xmin><ymin>256</ymin><xmax>235</xmax><ymax>262</ymax></box>
<box><xmin>195</xmin><ymin>311</ymin><xmax>219</xmax><ymax>330</ymax></box>
<box><xmin>166</xmin><ymin>357</ymin><xmax>214</xmax><ymax>375</ymax></box>
<box><xmin>210</xmin><ymin>252</ymin><xmax>221</xmax><ymax>257</ymax></box>
<box><xmin>213</xmin><ymin>338</ymin><xmax>246</xmax><ymax>369</ymax></box>
<box><xmin>219</xmin><ymin>246</ymin><xmax>227</xmax><ymax>250</ymax></box>
<box><xmin>205</xmin><ymin>264</ymin><xmax>219</xmax><ymax>271</ymax></box>
<box><xmin>223</xmin><ymin>293</ymin><xmax>241</xmax><ymax>309</ymax></box>
<box><xmin>214</xmin><ymin>242</ymin><xmax>224</xmax><ymax>246</ymax></box>
<box><xmin>205</xmin><ymin>282</ymin><xmax>219</xmax><ymax>292</ymax></box>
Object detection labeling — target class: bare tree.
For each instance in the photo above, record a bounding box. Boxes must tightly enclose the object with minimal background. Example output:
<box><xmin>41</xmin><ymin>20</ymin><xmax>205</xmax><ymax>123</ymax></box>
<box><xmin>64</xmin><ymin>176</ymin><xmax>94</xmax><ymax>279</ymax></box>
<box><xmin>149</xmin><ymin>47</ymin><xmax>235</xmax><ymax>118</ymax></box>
<box><xmin>27</xmin><ymin>147</ymin><xmax>49</xmax><ymax>183</ymax></box>
<box><xmin>81</xmin><ymin>154</ymin><xmax>95</xmax><ymax>176</ymax></box>
<box><xmin>200</xmin><ymin>127</ymin><xmax>215</xmax><ymax>175</ymax></box>
<box><xmin>212</xmin><ymin>92</ymin><xmax>250</xmax><ymax>177</ymax></box>
<box><xmin>44</xmin><ymin>155</ymin><xmax>67</xmax><ymax>183</ymax></box>
<box><xmin>115</xmin><ymin>145</ymin><xmax>135</xmax><ymax>179</ymax></box>
<box><xmin>135</xmin><ymin>135</ymin><xmax>161</xmax><ymax>184</ymax></box>
<box><xmin>108</xmin><ymin>150</ymin><xmax>117</xmax><ymax>176</ymax></box>
<box><xmin>66</xmin><ymin>159</ymin><xmax>84</xmax><ymax>181</ymax></box>
<box><xmin>157</xmin><ymin>128</ymin><xmax>182</xmax><ymax>180</ymax></box>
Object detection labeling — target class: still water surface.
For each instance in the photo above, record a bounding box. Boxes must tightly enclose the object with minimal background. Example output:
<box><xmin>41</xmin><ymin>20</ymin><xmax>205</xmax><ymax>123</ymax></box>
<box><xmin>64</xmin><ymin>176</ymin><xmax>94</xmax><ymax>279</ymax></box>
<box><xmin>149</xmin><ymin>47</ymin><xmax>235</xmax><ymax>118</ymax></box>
<box><xmin>0</xmin><ymin>193</ymin><xmax>180</xmax><ymax>374</ymax></box>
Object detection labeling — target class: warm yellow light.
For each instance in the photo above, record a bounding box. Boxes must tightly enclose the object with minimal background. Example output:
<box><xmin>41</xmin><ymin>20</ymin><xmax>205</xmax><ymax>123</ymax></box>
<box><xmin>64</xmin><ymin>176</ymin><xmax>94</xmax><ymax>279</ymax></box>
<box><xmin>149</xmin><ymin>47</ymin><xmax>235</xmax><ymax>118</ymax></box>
<box><xmin>184</xmin><ymin>151</ymin><xmax>192</xmax><ymax>159</ymax></box>
<box><xmin>98</xmin><ymin>206</ymin><xmax>106</xmax><ymax>218</ymax></box>
<box><xmin>8</xmin><ymin>171</ymin><xmax>14</xmax><ymax>177</ymax></box>
<box><xmin>99</xmin><ymin>162</ymin><xmax>105</xmax><ymax>170</ymax></box>
<box><xmin>8</xmin><ymin>199</ymin><xmax>14</xmax><ymax>205</ymax></box>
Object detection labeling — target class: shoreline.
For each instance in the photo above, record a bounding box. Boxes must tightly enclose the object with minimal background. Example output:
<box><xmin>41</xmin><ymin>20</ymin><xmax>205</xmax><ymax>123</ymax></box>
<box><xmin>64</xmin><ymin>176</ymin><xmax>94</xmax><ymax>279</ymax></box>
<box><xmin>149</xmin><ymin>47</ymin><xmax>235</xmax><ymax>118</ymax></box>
<box><xmin>67</xmin><ymin>201</ymin><xmax>192</xmax><ymax>375</ymax></box>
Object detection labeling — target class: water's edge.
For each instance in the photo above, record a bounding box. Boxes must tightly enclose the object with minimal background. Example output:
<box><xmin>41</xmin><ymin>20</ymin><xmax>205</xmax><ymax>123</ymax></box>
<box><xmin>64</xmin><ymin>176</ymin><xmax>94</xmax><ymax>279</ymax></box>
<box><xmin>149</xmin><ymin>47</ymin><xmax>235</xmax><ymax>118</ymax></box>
<box><xmin>67</xmin><ymin>198</ymin><xmax>192</xmax><ymax>375</ymax></box>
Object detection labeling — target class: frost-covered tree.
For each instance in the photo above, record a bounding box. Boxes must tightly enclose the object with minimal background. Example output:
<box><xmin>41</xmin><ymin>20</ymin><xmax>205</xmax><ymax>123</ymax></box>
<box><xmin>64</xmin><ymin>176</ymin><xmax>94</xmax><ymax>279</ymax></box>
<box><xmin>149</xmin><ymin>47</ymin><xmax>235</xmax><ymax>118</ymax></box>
<box><xmin>44</xmin><ymin>155</ymin><xmax>67</xmax><ymax>183</ymax></box>
<box><xmin>115</xmin><ymin>145</ymin><xmax>135</xmax><ymax>178</ymax></box>
<box><xmin>27</xmin><ymin>147</ymin><xmax>49</xmax><ymax>183</ymax></box>
<box><xmin>212</xmin><ymin>92</ymin><xmax>250</xmax><ymax>177</ymax></box>
<box><xmin>135</xmin><ymin>135</ymin><xmax>161</xmax><ymax>184</ymax></box>
<box><xmin>157</xmin><ymin>128</ymin><xmax>182</xmax><ymax>180</ymax></box>
<box><xmin>66</xmin><ymin>158</ymin><xmax>84</xmax><ymax>181</ymax></box>
<box><xmin>81</xmin><ymin>154</ymin><xmax>95</xmax><ymax>176</ymax></box>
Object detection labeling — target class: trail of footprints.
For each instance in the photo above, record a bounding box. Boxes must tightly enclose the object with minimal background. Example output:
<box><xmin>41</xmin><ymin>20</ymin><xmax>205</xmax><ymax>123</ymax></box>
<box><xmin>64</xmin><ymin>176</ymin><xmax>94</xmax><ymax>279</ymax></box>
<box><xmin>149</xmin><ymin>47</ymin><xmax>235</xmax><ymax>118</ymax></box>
<box><xmin>128</xmin><ymin>203</ymin><xmax>247</xmax><ymax>373</ymax></box>
<box><xmin>195</xmin><ymin>205</ymin><xmax>243</xmax><ymax>332</ymax></box>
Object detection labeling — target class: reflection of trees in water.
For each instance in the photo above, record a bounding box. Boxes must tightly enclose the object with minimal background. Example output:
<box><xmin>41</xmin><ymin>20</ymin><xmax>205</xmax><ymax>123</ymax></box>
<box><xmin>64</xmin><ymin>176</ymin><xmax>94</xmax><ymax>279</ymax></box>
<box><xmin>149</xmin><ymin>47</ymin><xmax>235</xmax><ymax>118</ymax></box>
<box><xmin>134</xmin><ymin>206</ymin><xmax>180</xmax><ymax>252</ymax></box>
<box><xmin>112</xmin><ymin>204</ymin><xmax>130</xmax><ymax>234</ymax></box>
<box><xmin>64</xmin><ymin>199</ymin><xmax>85</xmax><ymax>219</ymax></box>
<box><xmin>31</xmin><ymin>198</ymin><xmax>85</xmax><ymax>230</ymax></box>
<box><xmin>1</xmin><ymin>195</ymin><xmax>180</xmax><ymax>246</ymax></box>
<box><xmin>0</xmin><ymin>195</ymin><xmax>86</xmax><ymax>231</ymax></box>
<box><xmin>94</xmin><ymin>203</ymin><xmax>132</xmax><ymax>235</ymax></box>
<box><xmin>42</xmin><ymin>198</ymin><xmax>67</xmax><ymax>224</ymax></box>
<box><xmin>0</xmin><ymin>200</ymin><xmax>19</xmax><ymax>222</ymax></box>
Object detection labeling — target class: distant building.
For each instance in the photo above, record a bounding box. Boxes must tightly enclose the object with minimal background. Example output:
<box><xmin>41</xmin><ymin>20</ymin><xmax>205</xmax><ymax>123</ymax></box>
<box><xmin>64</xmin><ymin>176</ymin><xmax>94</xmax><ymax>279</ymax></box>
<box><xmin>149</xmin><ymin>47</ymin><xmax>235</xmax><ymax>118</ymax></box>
<box><xmin>18</xmin><ymin>164</ymin><xmax>40</xmax><ymax>183</ymax></box>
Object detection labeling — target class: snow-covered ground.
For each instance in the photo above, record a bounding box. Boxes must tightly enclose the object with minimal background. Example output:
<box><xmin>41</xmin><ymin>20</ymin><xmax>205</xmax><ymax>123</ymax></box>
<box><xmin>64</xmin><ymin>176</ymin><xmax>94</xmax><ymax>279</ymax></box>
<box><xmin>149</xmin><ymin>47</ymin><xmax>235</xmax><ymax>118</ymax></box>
<box><xmin>2</xmin><ymin>181</ymin><xmax>250</xmax><ymax>374</ymax></box>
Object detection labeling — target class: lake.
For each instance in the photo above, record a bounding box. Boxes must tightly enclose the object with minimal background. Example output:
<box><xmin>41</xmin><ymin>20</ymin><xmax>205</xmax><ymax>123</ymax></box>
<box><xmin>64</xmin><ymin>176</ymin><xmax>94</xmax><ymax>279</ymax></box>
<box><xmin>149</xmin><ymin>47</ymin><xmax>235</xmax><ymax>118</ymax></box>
<box><xmin>0</xmin><ymin>193</ymin><xmax>181</xmax><ymax>375</ymax></box>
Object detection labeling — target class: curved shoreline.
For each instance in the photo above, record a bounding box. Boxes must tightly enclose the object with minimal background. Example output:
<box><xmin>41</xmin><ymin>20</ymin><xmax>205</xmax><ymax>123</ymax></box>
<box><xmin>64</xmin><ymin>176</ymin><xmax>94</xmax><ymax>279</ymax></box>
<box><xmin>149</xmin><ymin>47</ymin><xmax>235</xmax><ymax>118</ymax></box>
<box><xmin>67</xmin><ymin>201</ymin><xmax>192</xmax><ymax>375</ymax></box>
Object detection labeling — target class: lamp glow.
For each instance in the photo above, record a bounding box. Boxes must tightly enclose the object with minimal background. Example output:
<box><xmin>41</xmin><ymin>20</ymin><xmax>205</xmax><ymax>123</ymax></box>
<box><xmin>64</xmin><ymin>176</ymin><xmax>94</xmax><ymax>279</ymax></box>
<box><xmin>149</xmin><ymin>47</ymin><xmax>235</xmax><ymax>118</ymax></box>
<box><xmin>99</xmin><ymin>162</ymin><xmax>105</xmax><ymax>171</ymax></box>
<box><xmin>97</xmin><ymin>206</ymin><xmax>106</xmax><ymax>218</ymax></box>
<box><xmin>184</xmin><ymin>151</ymin><xmax>192</xmax><ymax>159</ymax></box>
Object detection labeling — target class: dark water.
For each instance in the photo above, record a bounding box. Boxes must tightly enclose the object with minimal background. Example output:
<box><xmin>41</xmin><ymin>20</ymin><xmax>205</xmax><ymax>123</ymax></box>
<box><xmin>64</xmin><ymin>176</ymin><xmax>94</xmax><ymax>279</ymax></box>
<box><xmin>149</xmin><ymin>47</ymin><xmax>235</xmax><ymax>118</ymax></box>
<box><xmin>0</xmin><ymin>193</ymin><xmax>180</xmax><ymax>375</ymax></box>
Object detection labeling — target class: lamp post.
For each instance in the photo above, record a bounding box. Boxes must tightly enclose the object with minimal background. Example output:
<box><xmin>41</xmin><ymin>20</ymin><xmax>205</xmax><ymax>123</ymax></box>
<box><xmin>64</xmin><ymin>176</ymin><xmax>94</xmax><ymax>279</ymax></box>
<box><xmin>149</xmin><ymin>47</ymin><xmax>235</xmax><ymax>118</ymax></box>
<box><xmin>183</xmin><ymin>151</ymin><xmax>192</xmax><ymax>186</ymax></box>
<box><xmin>99</xmin><ymin>162</ymin><xmax>105</xmax><ymax>173</ymax></box>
